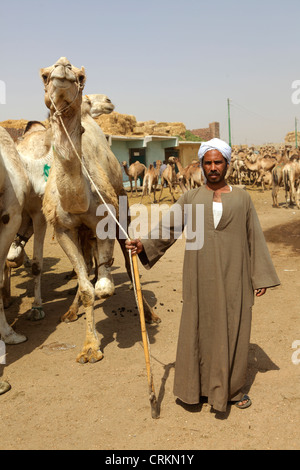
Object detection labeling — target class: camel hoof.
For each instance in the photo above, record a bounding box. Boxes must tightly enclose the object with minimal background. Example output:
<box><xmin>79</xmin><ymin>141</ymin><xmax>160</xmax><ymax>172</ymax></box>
<box><xmin>26</xmin><ymin>307</ymin><xmax>45</xmax><ymax>321</ymax></box>
<box><xmin>76</xmin><ymin>349</ymin><xmax>104</xmax><ymax>364</ymax></box>
<box><xmin>0</xmin><ymin>381</ymin><xmax>11</xmax><ymax>395</ymax></box>
<box><xmin>95</xmin><ymin>278</ymin><xmax>115</xmax><ymax>299</ymax></box>
<box><xmin>146</xmin><ymin>312</ymin><xmax>161</xmax><ymax>324</ymax></box>
<box><xmin>3</xmin><ymin>330</ymin><xmax>27</xmax><ymax>345</ymax></box>
<box><xmin>6</xmin><ymin>243</ymin><xmax>25</xmax><ymax>268</ymax></box>
<box><xmin>61</xmin><ymin>310</ymin><xmax>78</xmax><ymax>323</ymax></box>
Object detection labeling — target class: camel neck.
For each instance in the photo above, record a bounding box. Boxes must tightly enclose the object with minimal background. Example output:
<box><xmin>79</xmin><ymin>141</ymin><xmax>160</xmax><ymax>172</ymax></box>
<box><xmin>50</xmin><ymin>111</ymin><xmax>90</xmax><ymax>214</ymax></box>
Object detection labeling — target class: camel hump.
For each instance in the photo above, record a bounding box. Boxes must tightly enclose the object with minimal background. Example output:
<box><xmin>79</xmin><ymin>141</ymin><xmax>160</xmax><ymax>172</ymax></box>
<box><xmin>24</xmin><ymin>121</ymin><xmax>46</xmax><ymax>135</ymax></box>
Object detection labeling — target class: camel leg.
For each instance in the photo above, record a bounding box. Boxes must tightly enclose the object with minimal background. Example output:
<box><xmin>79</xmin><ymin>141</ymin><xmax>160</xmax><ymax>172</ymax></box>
<box><xmin>55</xmin><ymin>227</ymin><xmax>103</xmax><ymax>364</ymax></box>
<box><xmin>5</xmin><ymin>211</ymin><xmax>33</xmax><ymax>307</ymax></box>
<box><xmin>158</xmin><ymin>177</ymin><xmax>165</xmax><ymax>203</ymax></box>
<box><xmin>296</xmin><ymin>184</ymin><xmax>300</xmax><ymax>209</ymax></box>
<box><xmin>140</xmin><ymin>182</ymin><xmax>146</xmax><ymax>204</ymax></box>
<box><xmin>272</xmin><ymin>186</ymin><xmax>279</xmax><ymax>207</ymax></box>
<box><xmin>0</xmin><ymin>214</ymin><xmax>27</xmax><ymax>345</ymax></box>
<box><xmin>3</xmin><ymin>262</ymin><xmax>11</xmax><ymax>309</ymax></box>
<box><xmin>94</xmin><ymin>238</ymin><xmax>115</xmax><ymax>299</ymax></box>
<box><xmin>62</xmin><ymin>286</ymin><xmax>81</xmax><ymax>323</ymax></box>
<box><xmin>26</xmin><ymin>211</ymin><xmax>47</xmax><ymax>321</ymax></box>
<box><xmin>130</xmin><ymin>178</ymin><xmax>133</xmax><ymax>196</ymax></box>
<box><xmin>168</xmin><ymin>182</ymin><xmax>177</xmax><ymax>203</ymax></box>
<box><xmin>152</xmin><ymin>184</ymin><xmax>157</xmax><ymax>204</ymax></box>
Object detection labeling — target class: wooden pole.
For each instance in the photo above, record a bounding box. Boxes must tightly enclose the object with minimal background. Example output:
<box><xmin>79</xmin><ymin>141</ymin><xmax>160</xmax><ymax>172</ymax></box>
<box><xmin>131</xmin><ymin>252</ymin><xmax>159</xmax><ymax>419</ymax></box>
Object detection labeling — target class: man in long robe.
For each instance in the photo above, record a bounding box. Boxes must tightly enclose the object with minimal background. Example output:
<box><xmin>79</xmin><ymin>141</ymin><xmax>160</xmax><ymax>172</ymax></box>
<box><xmin>126</xmin><ymin>138</ymin><xmax>280</xmax><ymax>413</ymax></box>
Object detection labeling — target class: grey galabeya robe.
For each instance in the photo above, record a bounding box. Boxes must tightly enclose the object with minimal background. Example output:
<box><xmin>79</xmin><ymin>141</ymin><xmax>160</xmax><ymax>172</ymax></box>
<box><xmin>139</xmin><ymin>186</ymin><xmax>280</xmax><ymax>412</ymax></box>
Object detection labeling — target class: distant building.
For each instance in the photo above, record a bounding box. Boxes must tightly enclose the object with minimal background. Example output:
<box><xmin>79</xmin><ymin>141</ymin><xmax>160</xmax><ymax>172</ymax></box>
<box><xmin>190</xmin><ymin>122</ymin><xmax>220</xmax><ymax>141</ymax></box>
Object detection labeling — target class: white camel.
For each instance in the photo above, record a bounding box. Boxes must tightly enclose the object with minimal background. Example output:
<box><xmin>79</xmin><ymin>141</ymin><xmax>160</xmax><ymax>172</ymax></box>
<box><xmin>5</xmin><ymin>94</ymin><xmax>116</xmax><ymax>321</ymax></box>
<box><xmin>40</xmin><ymin>57</ymin><xmax>158</xmax><ymax>364</ymax></box>
<box><xmin>0</xmin><ymin>127</ymin><xmax>29</xmax><ymax>345</ymax></box>
<box><xmin>283</xmin><ymin>160</ymin><xmax>300</xmax><ymax>209</ymax></box>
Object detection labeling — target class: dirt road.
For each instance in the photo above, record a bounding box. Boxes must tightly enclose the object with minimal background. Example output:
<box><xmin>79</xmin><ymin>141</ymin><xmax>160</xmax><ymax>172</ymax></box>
<box><xmin>0</xmin><ymin>187</ymin><xmax>299</xmax><ymax>450</ymax></box>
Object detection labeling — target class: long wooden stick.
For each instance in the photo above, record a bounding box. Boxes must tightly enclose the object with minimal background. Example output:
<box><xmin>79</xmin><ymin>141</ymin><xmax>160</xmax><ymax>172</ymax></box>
<box><xmin>131</xmin><ymin>252</ymin><xmax>159</xmax><ymax>419</ymax></box>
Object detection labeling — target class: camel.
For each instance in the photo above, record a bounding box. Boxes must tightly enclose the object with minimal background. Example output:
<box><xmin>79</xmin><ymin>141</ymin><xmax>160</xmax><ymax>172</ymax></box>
<box><xmin>174</xmin><ymin>157</ymin><xmax>203</xmax><ymax>190</ymax></box>
<box><xmin>186</xmin><ymin>162</ymin><xmax>203</xmax><ymax>188</ymax></box>
<box><xmin>40</xmin><ymin>57</ymin><xmax>158</xmax><ymax>364</ymax></box>
<box><xmin>122</xmin><ymin>161</ymin><xmax>146</xmax><ymax>196</ymax></box>
<box><xmin>83</xmin><ymin>93</ymin><xmax>115</xmax><ymax>117</ymax></box>
<box><xmin>173</xmin><ymin>158</ymin><xmax>191</xmax><ymax>190</ymax></box>
<box><xmin>283</xmin><ymin>160</ymin><xmax>300</xmax><ymax>209</ymax></box>
<box><xmin>140</xmin><ymin>160</ymin><xmax>162</xmax><ymax>204</ymax></box>
<box><xmin>5</xmin><ymin>94</ymin><xmax>116</xmax><ymax>321</ymax></box>
<box><xmin>243</xmin><ymin>155</ymin><xmax>277</xmax><ymax>189</ymax></box>
<box><xmin>158</xmin><ymin>156</ymin><xmax>178</xmax><ymax>203</ymax></box>
<box><xmin>228</xmin><ymin>158</ymin><xmax>247</xmax><ymax>185</ymax></box>
<box><xmin>271</xmin><ymin>163</ymin><xmax>285</xmax><ymax>207</ymax></box>
<box><xmin>0</xmin><ymin>127</ymin><xmax>29</xmax><ymax>345</ymax></box>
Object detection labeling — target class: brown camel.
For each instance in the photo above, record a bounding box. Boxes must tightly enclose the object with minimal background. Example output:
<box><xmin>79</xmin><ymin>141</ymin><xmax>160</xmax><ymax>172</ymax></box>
<box><xmin>243</xmin><ymin>155</ymin><xmax>277</xmax><ymax>189</ymax></box>
<box><xmin>40</xmin><ymin>57</ymin><xmax>158</xmax><ymax>364</ymax></box>
<box><xmin>140</xmin><ymin>160</ymin><xmax>162</xmax><ymax>204</ymax></box>
<box><xmin>174</xmin><ymin>157</ymin><xmax>203</xmax><ymax>190</ymax></box>
<box><xmin>272</xmin><ymin>163</ymin><xmax>285</xmax><ymax>207</ymax></box>
<box><xmin>122</xmin><ymin>161</ymin><xmax>146</xmax><ymax>196</ymax></box>
<box><xmin>158</xmin><ymin>156</ymin><xmax>178</xmax><ymax>203</ymax></box>
<box><xmin>185</xmin><ymin>162</ymin><xmax>203</xmax><ymax>188</ymax></box>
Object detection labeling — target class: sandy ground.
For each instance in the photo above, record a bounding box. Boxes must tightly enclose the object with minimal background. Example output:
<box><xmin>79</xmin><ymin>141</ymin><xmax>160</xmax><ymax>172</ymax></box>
<box><xmin>0</xmin><ymin>186</ymin><xmax>299</xmax><ymax>451</ymax></box>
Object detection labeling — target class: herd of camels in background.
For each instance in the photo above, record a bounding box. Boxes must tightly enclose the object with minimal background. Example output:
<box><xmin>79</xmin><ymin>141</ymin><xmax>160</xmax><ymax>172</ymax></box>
<box><xmin>122</xmin><ymin>143</ymin><xmax>300</xmax><ymax>210</ymax></box>
<box><xmin>0</xmin><ymin>57</ymin><xmax>299</xmax><ymax>392</ymax></box>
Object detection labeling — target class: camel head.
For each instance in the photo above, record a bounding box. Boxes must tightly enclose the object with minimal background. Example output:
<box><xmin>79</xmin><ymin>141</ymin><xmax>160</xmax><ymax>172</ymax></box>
<box><xmin>168</xmin><ymin>156</ymin><xmax>176</xmax><ymax>164</ymax></box>
<box><xmin>40</xmin><ymin>57</ymin><xmax>86</xmax><ymax>115</ymax></box>
<box><xmin>82</xmin><ymin>94</ymin><xmax>115</xmax><ymax>118</ymax></box>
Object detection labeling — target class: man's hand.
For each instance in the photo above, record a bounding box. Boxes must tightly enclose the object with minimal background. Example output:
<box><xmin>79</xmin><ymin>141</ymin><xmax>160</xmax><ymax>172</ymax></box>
<box><xmin>255</xmin><ymin>288</ymin><xmax>267</xmax><ymax>297</ymax></box>
<box><xmin>125</xmin><ymin>238</ymin><xmax>144</xmax><ymax>255</ymax></box>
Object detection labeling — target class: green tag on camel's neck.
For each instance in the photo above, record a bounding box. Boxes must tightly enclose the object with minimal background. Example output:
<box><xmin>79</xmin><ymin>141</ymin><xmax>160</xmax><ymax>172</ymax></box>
<box><xmin>43</xmin><ymin>164</ymin><xmax>51</xmax><ymax>181</ymax></box>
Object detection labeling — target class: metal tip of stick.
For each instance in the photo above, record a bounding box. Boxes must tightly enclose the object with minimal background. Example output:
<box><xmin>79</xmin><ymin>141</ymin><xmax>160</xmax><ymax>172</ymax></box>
<box><xmin>150</xmin><ymin>392</ymin><xmax>160</xmax><ymax>419</ymax></box>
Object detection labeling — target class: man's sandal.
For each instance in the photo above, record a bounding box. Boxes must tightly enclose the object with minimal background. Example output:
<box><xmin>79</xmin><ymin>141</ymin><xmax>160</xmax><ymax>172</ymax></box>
<box><xmin>235</xmin><ymin>394</ymin><xmax>252</xmax><ymax>409</ymax></box>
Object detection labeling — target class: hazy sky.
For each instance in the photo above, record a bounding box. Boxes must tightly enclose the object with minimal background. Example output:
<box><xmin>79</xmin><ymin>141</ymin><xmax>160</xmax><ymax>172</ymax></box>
<box><xmin>0</xmin><ymin>0</ymin><xmax>299</xmax><ymax>145</ymax></box>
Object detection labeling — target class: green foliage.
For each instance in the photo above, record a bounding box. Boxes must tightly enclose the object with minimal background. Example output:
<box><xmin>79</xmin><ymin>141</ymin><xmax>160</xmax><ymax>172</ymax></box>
<box><xmin>185</xmin><ymin>130</ymin><xmax>203</xmax><ymax>142</ymax></box>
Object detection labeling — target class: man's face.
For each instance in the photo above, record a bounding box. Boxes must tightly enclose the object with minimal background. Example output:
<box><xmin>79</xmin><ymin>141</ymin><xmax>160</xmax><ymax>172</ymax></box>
<box><xmin>202</xmin><ymin>150</ymin><xmax>227</xmax><ymax>184</ymax></box>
